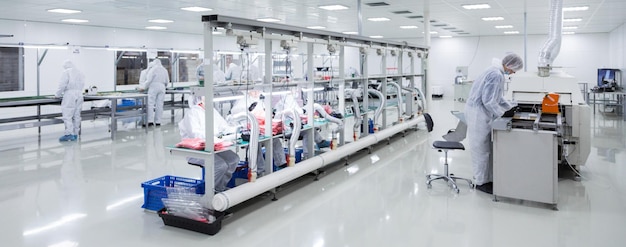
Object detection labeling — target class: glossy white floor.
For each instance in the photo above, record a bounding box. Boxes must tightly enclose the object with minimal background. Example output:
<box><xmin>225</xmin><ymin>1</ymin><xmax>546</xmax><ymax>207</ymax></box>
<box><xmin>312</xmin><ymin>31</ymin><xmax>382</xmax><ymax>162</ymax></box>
<box><xmin>1</xmin><ymin>96</ymin><xmax>625</xmax><ymax>247</ymax></box>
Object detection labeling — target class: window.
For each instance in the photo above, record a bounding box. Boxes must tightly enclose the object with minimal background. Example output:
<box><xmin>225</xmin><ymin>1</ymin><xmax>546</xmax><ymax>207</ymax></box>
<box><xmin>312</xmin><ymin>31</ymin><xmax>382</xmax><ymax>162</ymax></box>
<box><xmin>115</xmin><ymin>51</ymin><xmax>147</xmax><ymax>85</ymax></box>
<box><xmin>0</xmin><ymin>47</ymin><xmax>24</xmax><ymax>91</ymax></box>
<box><xmin>174</xmin><ymin>52</ymin><xmax>201</xmax><ymax>82</ymax></box>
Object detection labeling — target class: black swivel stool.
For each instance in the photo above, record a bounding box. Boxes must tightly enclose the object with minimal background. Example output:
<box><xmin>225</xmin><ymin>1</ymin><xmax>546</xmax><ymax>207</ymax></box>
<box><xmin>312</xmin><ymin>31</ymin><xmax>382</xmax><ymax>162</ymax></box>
<box><xmin>426</xmin><ymin>141</ymin><xmax>473</xmax><ymax>193</ymax></box>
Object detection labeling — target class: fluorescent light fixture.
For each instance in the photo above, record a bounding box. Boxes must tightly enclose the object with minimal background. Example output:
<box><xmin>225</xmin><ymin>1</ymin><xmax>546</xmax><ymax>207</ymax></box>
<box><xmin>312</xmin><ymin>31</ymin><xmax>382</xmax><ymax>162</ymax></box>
<box><xmin>23</xmin><ymin>45</ymin><xmax>68</xmax><ymax>50</ymax></box>
<box><xmin>563</xmin><ymin>18</ymin><xmax>582</xmax><ymax>22</ymax></box>
<box><xmin>145</xmin><ymin>26</ymin><xmax>167</xmax><ymax>30</ymax></box>
<box><xmin>563</xmin><ymin>26</ymin><xmax>578</xmax><ymax>30</ymax></box>
<box><xmin>23</xmin><ymin>213</ymin><xmax>87</xmax><ymax>236</ymax></box>
<box><xmin>256</xmin><ymin>17</ymin><xmax>281</xmax><ymax>22</ymax></box>
<box><xmin>181</xmin><ymin>6</ymin><xmax>212</xmax><ymax>12</ymax></box>
<box><xmin>482</xmin><ymin>16</ymin><xmax>504</xmax><ymax>21</ymax></box>
<box><xmin>563</xmin><ymin>31</ymin><xmax>576</xmax><ymax>35</ymax></box>
<box><xmin>62</xmin><ymin>19</ymin><xmax>88</xmax><ymax>23</ymax></box>
<box><xmin>563</xmin><ymin>6</ymin><xmax>589</xmax><ymax>11</ymax></box>
<box><xmin>495</xmin><ymin>25</ymin><xmax>513</xmax><ymax>29</ymax></box>
<box><xmin>214</xmin><ymin>95</ymin><xmax>244</xmax><ymax>102</ymax></box>
<box><xmin>367</xmin><ymin>17</ymin><xmax>390</xmax><ymax>22</ymax></box>
<box><xmin>319</xmin><ymin>4</ymin><xmax>349</xmax><ymax>11</ymax></box>
<box><xmin>47</xmin><ymin>8</ymin><xmax>81</xmax><ymax>14</ymax></box>
<box><xmin>439</xmin><ymin>35</ymin><xmax>453</xmax><ymax>38</ymax></box>
<box><xmin>106</xmin><ymin>194</ymin><xmax>143</xmax><ymax>211</ymax></box>
<box><xmin>400</xmin><ymin>25</ymin><xmax>418</xmax><ymax>29</ymax></box>
<box><xmin>422</xmin><ymin>31</ymin><xmax>438</xmax><ymax>34</ymax></box>
<box><xmin>307</xmin><ymin>26</ymin><xmax>326</xmax><ymax>29</ymax></box>
<box><xmin>342</xmin><ymin>31</ymin><xmax>358</xmax><ymax>35</ymax></box>
<box><xmin>504</xmin><ymin>31</ymin><xmax>519</xmax><ymax>34</ymax></box>
<box><xmin>462</xmin><ymin>4</ymin><xmax>491</xmax><ymax>10</ymax></box>
<box><xmin>369</xmin><ymin>35</ymin><xmax>384</xmax><ymax>38</ymax></box>
<box><xmin>148</xmin><ymin>19</ymin><xmax>173</xmax><ymax>23</ymax></box>
<box><xmin>49</xmin><ymin>241</ymin><xmax>79</xmax><ymax>247</ymax></box>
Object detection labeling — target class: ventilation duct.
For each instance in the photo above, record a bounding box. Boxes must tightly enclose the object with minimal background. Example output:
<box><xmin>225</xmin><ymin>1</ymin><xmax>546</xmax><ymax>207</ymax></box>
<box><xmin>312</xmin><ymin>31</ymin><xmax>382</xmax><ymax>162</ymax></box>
<box><xmin>537</xmin><ymin>0</ymin><xmax>563</xmax><ymax>77</ymax></box>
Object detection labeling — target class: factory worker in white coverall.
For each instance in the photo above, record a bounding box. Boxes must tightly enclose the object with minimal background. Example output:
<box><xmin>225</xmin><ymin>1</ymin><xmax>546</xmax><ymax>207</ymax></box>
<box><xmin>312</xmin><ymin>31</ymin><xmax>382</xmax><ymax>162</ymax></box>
<box><xmin>179</xmin><ymin>96</ymin><xmax>239</xmax><ymax>192</ymax></box>
<box><xmin>138</xmin><ymin>61</ymin><xmax>154</xmax><ymax>87</ymax></box>
<box><xmin>55</xmin><ymin>60</ymin><xmax>85</xmax><ymax>142</ymax></box>
<box><xmin>196</xmin><ymin>62</ymin><xmax>227</xmax><ymax>85</ymax></box>
<box><xmin>465</xmin><ymin>53</ymin><xmax>523</xmax><ymax>194</ymax></box>
<box><xmin>231</xmin><ymin>90</ymin><xmax>287</xmax><ymax>173</ymax></box>
<box><xmin>143</xmin><ymin>59</ymin><xmax>170</xmax><ymax>127</ymax></box>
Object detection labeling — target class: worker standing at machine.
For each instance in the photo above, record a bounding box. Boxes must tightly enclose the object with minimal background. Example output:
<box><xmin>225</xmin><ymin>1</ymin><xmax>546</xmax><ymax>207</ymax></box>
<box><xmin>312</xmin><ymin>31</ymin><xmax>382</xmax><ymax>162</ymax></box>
<box><xmin>196</xmin><ymin>62</ymin><xmax>227</xmax><ymax>86</ymax></box>
<box><xmin>143</xmin><ymin>59</ymin><xmax>170</xmax><ymax>127</ymax></box>
<box><xmin>138</xmin><ymin>60</ymin><xmax>154</xmax><ymax>88</ymax></box>
<box><xmin>225</xmin><ymin>62</ymin><xmax>241</xmax><ymax>82</ymax></box>
<box><xmin>465</xmin><ymin>53</ymin><xmax>523</xmax><ymax>194</ymax></box>
<box><xmin>55</xmin><ymin>60</ymin><xmax>85</xmax><ymax>142</ymax></box>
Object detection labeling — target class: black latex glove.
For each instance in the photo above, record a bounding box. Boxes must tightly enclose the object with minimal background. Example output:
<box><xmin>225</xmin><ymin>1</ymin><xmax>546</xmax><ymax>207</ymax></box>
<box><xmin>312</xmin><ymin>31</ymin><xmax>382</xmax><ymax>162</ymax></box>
<box><xmin>502</xmin><ymin>106</ymin><xmax>519</xmax><ymax>117</ymax></box>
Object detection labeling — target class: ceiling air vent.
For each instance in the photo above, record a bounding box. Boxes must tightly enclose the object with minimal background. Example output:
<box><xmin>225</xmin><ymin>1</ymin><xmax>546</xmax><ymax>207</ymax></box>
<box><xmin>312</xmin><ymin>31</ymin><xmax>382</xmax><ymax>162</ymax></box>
<box><xmin>443</xmin><ymin>27</ymin><xmax>456</xmax><ymax>30</ymax></box>
<box><xmin>392</xmin><ymin>10</ymin><xmax>412</xmax><ymax>14</ymax></box>
<box><xmin>459</xmin><ymin>33</ymin><xmax>470</xmax><ymax>35</ymax></box>
<box><xmin>366</xmin><ymin>2</ymin><xmax>390</xmax><ymax>7</ymax></box>
<box><xmin>433</xmin><ymin>24</ymin><xmax>447</xmax><ymax>27</ymax></box>
<box><xmin>407</xmin><ymin>15</ymin><xmax>423</xmax><ymax>19</ymax></box>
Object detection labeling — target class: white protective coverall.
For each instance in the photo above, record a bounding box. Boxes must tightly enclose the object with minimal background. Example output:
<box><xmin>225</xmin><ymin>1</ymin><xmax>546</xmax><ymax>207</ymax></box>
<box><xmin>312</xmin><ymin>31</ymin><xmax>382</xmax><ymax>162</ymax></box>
<box><xmin>55</xmin><ymin>60</ymin><xmax>85</xmax><ymax>136</ymax></box>
<box><xmin>138</xmin><ymin>62</ymin><xmax>154</xmax><ymax>87</ymax></box>
<box><xmin>144</xmin><ymin>59</ymin><xmax>170</xmax><ymax>124</ymax></box>
<box><xmin>178</xmin><ymin>99</ymin><xmax>239</xmax><ymax>192</ymax></box>
<box><xmin>196</xmin><ymin>63</ymin><xmax>227</xmax><ymax>85</ymax></box>
<box><xmin>225</xmin><ymin>63</ymin><xmax>242</xmax><ymax>82</ymax></box>
<box><xmin>231</xmin><ymin>92</ymin><xmax>287</xmax><ymax>173</ymax></box>
<box><xmin>464</xmin><ymin>54</ymin><xmax>523</xmax><ymax>185</ymax></box>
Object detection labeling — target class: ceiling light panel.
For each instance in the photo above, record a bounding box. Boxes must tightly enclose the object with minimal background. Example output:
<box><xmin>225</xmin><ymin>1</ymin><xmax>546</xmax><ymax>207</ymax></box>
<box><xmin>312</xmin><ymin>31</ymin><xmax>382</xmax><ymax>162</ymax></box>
<box><xmin>482</xmin><ymin>17</ymin><xmax>504</xmax><ymax>21</ymax></box>
<box><xmin>563</xmin><ymin>32</ymin><xmax>575</xmax><ymax>35</ymax></box>
<box><xmin>462</xmin><ymin>4</ymin><xmax>491</xmax><ymax>10</ymax></box>
<box><xmin>563</xmin><ymin>26</ymin><xmax>578</xmax><ymax>30</ymax></box>
<box><xmin>307</xmin><ymin>26</ymin><xmax>326</xmax><ymax>29</ymax></box>
<box><xmin>148</xmin><ymin>19</ymin><xmax>173</xmax><ymax>23</ymax></box>
<box><xmin>319</xmin><ymin>5</ymin><xmax>349</xmax><ymax>11</ymax></box>
<box><xmin>180</xmin><ymin>7</ymin><xmax>212</xmax><ymax>12</ymax></box>
<box><xmin>145</xmin><ymin>26</ymin><xmax>167</xmax><ymax>30</ymax></box>
<box><xmin>342</xmin><ymin>31</ymin><xmax>358</xmax><ymax>35</ymax></box>
<box><xmin>368</xmin><ymin>17</ymin><xmax>391</xmax><ymax>22</ymax></box>
<box><xmin>563</xmin><ymin>18</ymin><xmax>582</xmax><ymax>22</ymax></box>
<box><xmin>400</xmin><ymin>25</ymin><xmax>418</xmax><ymax>29</ymax></box>
<box><xmin>47</xmin><ymin>8</ymin><xmax>82</xmax><ymax>14</ymax></box>
<box><xmin>439</xmin><ymin>35</ymin><xmax>453</xmax><ymax>38</ymax></box>
<box><xmin>495</xmin><ymin>25</ymin><xmax>513</xmax><ymax>29</ymax></box>
<box><xmin>563</xmin><ymin>6</ymin><xmax>589</xmax><ymax>11</ymax></box>
<box><xmin>369</xmin><ymin>35</ymin><xmax>384</xmax><ymax>38</ymax></box>
<box><xmin>62</xmin><ymin>19</ymin><xmax>88</xmax><ymax>23</ymax></box>
<box><xmin>504</xmin><ymin>31</ymin><xmax>519</xmax><ymax>34</ymax></box>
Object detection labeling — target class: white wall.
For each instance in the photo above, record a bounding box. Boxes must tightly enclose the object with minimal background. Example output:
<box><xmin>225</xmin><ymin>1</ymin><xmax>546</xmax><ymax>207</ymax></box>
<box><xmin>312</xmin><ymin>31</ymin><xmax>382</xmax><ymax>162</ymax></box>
<box><xmin>403</xmin><ymin>33</ymin><xmax>610</xmax><ymax>96</ymax></box>
<box><xmin>609</xmin><ymin>23</ymin><xmax>626</xmax><ymax>73</ymax></box>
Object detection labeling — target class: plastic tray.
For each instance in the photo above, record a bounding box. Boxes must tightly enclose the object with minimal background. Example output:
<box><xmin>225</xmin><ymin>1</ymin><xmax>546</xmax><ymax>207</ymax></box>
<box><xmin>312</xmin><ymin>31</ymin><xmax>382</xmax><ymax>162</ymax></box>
<box><xmin>141</xmin><ymin>175</ymin><xmax>205</xmax><ymax>211</ymax></box>
<box><xmin>158</xmin><ymin>208</ymin><xmax>224</xmax><ymax>235</ymax></box>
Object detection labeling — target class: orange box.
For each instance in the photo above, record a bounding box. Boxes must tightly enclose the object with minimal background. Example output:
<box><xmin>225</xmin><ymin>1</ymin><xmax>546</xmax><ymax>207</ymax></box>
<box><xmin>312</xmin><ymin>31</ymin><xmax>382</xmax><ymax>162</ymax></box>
<box><xmin>542</xmin><ymin>93</ymin><xmax>560</xmax><ymax>114</ymax></box>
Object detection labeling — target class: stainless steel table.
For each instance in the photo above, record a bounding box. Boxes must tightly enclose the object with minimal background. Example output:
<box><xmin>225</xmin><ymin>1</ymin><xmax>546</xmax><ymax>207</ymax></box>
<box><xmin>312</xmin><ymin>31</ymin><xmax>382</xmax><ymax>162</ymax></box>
<box><xmin>83</xmin><ymin>93</ymin><xmax>148</xmax><ymax>139</ymax></box>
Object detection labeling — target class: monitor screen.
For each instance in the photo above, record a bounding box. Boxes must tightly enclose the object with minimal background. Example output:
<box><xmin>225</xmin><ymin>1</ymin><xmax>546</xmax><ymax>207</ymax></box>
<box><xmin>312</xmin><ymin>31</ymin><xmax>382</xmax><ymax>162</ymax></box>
<box><xmin>597</xmin><ymin>69</ymin><xmax>616</xmax><ymax>88</ymax></box>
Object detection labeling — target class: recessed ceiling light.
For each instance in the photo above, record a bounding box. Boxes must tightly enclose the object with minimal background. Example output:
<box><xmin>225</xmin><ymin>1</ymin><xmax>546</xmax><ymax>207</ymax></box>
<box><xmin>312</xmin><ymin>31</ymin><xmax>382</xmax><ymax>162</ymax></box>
<box><xmin>400</xmin><ymin>25</ymin><xmax>418</xmax><ymax>29</ymax></box>
<box><xmin>563</xmin><ymin>32</ymin><xmax>576</xmax><ymax>35</ymax></box>
<box><xmin>180</xmin><ymin>7</ymin><xmax>212</xmax><ymax>12</ymax></box>
<box><xmin>563</xmin><ymin>18</ymin><xmax>582</xmax><ymax>22</ymax></box>
<box><xmin>47</xmin><ymin>8</ymin><xmax>82</xmax><ymax>14</ymax></box>
<box><xmin>563</xmin><ymin>6</ymin><xmax>589</xmax><ymax>11</ymax></box>
<box><xmin>319</xmin><ymin>5</ymin><xmax>349</xmax><ymax>11</ymax></box>
<box><xmin>369</xmin><ymin>35</ymin><xmax>384</xmax><ymax>38</ymax></box>
<box><xmin>563</xmin><ymin>26</ymin><xmax>578</xmax><ymax>30</ymax></box>
<box><xmin>482</xmin><ymin>17</ymin><xmax>504</xmax><ymax>21</ymax></box>
<box><xmin>148</xmin><ymin>19</ymin><xmax>173</xmax><ymax>23</ymax></box>
<box><xmin>62</xmin><ymin>19</ymin><xmax>89</xmax><ymax>23</ymax></box>
<box><xmin>307</xmin><ymin>26</ymin><xmax>326</xmax><ymax>29</ymax></box>
<box><xmin>145</xmin><ymin>26</ymin><xmax>167</xmax><ymax>30</ymax></box>
<box><xmin>439</xmin><ymin>35</ymin><xmax>453</xmax><ymax>38</ymax></box>
<box><xmin>367</xmin><ymin>17</ymin><xmax>391</xmax><ymax>22</ymax></box>
<box><xmin>504</xmin><ymin>31</ymin><xmax>519</xmax><ymax>34</ymax></box>
<box><xmin>462</xmin><ymin>4</ymin><xmax>491</xmax><ymax>10</ymax></box>
<box><xmin>495</xmin><ymin>25</ymin><xmax>513</xmax><ymax>29</ymax></box>
<box><xmin>256</xmin><ymin>17</ymin><xmax>281</xmax><ymax>22</ymax></box>
<box><xmin>422</xmin><ymin>31</ymin><xmax>438</xmax><ymax>34</ymax></box>
<box><xmin>342</xmin><ymin>31</ymin><xmax>358</xmax><ymax>35</ymax></box>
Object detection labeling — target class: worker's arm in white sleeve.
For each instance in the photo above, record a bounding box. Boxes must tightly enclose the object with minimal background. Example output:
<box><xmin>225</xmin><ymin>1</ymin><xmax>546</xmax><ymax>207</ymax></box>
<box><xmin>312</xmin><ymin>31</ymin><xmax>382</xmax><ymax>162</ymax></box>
<box><xmin>481</xmin><ymin>72</ymin><xmax>512</xmax><ymax>117</ymax></box>
<box><xmin>55</xmin><ymin>70</ymin><xmax>70</xmax><ymax>97</ymax></box>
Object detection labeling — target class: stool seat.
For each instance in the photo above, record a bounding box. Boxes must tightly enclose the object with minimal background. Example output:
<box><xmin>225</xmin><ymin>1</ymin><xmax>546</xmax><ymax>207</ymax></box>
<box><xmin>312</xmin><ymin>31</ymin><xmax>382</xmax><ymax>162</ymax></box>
<box><xmin>433</xmin><ymin>141</ymin><xmax>465</xmax><ymax>150</ymax></box>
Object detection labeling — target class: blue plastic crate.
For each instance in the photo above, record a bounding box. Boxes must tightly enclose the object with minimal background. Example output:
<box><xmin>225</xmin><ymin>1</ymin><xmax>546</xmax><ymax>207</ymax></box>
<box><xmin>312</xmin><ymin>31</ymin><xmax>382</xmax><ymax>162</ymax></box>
<box><xmin>141</xmin><ymin>175</ymin><xmax>205</xmax><ymax>211</ymax></box>
<box><xmin>117</xmin><ymin>99</ymin><xmax>137</xmax><ymax>112</ymax></box>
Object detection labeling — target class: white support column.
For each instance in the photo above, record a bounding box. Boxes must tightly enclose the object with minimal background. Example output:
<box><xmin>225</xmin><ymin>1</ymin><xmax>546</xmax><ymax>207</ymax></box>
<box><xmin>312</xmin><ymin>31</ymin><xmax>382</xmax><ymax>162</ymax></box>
<box><xmin>203</xmin><ymin>21</ymin><xmax>216</xmax><ymax>204</ymax></box>
<box><xmin>306</xmin><ymin>42</ymin><xmax>315</xmax><ymax>158</ymax></box>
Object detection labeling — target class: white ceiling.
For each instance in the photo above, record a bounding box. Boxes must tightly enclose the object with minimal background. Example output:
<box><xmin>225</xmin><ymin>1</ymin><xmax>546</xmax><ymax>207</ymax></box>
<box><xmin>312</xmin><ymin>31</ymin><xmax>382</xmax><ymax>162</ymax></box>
<box><xmin>1</xmin><ymin>0</ymin><xmax>625</xmax><ymax>39</ymax></box>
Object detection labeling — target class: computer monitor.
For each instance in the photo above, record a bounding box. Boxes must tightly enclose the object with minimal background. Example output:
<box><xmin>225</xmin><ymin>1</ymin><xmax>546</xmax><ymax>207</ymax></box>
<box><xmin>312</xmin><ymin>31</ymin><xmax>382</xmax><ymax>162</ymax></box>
<box><xmin>597</xmin><ymin>68</ymin><xmax>616</xmax><ymax>88</ymax></box>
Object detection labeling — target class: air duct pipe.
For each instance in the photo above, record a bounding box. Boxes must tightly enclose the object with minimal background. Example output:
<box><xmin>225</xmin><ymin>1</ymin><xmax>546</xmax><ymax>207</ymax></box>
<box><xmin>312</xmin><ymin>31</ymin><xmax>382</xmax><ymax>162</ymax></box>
<box><xmin>227</xmin><ymin>111</ymin><xmax>260</xmax><ymax>181</ymax></box>
<box><xmin>378</xmin><ymin>81</ymin><xmax>408</xmax><ymax>118</ymax></box>
<box><xmin>313</xmin><ymin>103</ymin><xmax>344</xmax><ymax>133</ymax></box>
<box><xmin>367</xmin><ymin>89</ymin><xmax>385</xmax><ymax>128</ymax></box>
<box><xmin>280</xmin><ymin>108</ymin><xmax>301</xmax><ymax>167</ymax></box>
<box><xmin>537</xmin><ymin>0</ymin><xmax>563</xmax><ymax>77</ymax></box>
<box><xmin>211</xmin><ymin>113</ymin><xmax>434</xmax><ymax>211</ymax></box>
<box><xmin>350</xmin><ymin>90</ymin><xmax>362</xmax><ymax>130</ymax></box>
